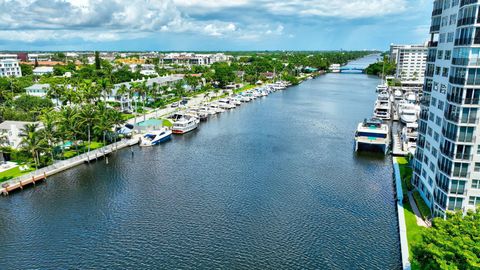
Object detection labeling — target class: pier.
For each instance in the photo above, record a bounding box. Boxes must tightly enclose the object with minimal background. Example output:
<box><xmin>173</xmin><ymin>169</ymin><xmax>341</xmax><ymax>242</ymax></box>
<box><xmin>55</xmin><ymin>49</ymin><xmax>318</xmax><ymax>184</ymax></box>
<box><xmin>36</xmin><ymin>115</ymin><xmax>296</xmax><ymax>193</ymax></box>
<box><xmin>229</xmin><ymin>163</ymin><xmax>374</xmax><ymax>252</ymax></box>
<box><xmin>0</xmin><ymin>136</ymin><xmax>140</xmax><ymax>195</ymax></box>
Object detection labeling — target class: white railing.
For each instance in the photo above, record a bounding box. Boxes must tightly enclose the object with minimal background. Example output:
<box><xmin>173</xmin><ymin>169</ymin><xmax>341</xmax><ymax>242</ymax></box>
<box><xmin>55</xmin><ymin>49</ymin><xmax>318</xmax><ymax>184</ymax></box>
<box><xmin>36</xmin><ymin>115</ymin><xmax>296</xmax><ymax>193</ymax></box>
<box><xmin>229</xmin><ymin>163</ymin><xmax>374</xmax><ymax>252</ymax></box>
<box><xmin>1</xmin><ymin>138</ymin><xmax>138</xmax><ymax>188</ymax></box>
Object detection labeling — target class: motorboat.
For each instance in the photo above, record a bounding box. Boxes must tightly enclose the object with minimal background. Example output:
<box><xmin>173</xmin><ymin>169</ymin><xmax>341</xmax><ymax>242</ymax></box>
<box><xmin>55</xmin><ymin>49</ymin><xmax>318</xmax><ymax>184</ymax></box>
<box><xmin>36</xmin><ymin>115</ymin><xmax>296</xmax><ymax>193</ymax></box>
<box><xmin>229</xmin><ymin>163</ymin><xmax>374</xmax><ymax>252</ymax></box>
<box><xmin>172</xmin><ymin>117</ymin><xmax>200</xmax><ymax>134</ymax></box>
<box><xmin>373</xmin><ymin>92</ymin><xmax>392</xmax><ymax>120</ymax></box>
<box><xmin>140</xmin><ymin>128</ymin><xmax>172</xmax><ymax>146</ymax></box>
<box><xmin>376</xmin><ymin>83</ymin><xmax>388</xmax><ymax>93</ymax></box>
<box><xmin>209</xmin><ymin>103</ymin><xmax>226</xmax><ymax>113</ymax></box>
<box><xmin>399</xmin><ymin>104</ymin><xmax>418</xmax><ymax>124</ymax></box>
<box><xmin>354</xmin><ymin>118</ymin><xmax>390</xmax><ymax>155</ymax></box>
<box><xmin>218</xmin><ymin>99</ymin><xmax>236</xmax><ymax>109</ymax></box>
<box><xmin>199</xmin><ymin>106</ymin><xmax>217</xmax><ymax>115</ymax></box>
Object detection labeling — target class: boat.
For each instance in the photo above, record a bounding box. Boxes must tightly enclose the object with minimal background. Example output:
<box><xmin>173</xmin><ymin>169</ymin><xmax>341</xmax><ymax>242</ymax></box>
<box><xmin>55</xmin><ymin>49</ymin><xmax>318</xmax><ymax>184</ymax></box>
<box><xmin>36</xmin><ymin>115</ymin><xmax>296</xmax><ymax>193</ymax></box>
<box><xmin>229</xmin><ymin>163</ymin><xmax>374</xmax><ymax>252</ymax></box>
<box><xmin>199</xmin><ymin>106</ymin><xmax>217</xmax><ymax>115</ymax></box>
<box><xmin>140</xmin><ymin>128</ymin><xmax>172</xmax><ymax>146</ymax></box>
<box><xmin>399</xmin><ymin>104</ymin><xmax>418</xmax><ymax>124</ymax></box>
<box><xmin>373</xmin><ymin>92</ymin><xmax>392</xmax><ymax>120</ymax></box>
<box><xmin>208</xmin><ymin>103</ymin><xmax>225</xmax><ymax>113</ymax></box>
<box><xmin>218</xmin><ymin>99</ymin><xmax>236</xmax><ymax>109</ymax></box>
<box><xmin>376</xmin><ymin>83</ymin><xmax>388</xmax><ymax>93</ymax></box>
<box><xmin>172</xmin><ymin>117</ymin><xmax>200</xmax><ymax>134</ymax></box>
<box><xmin>354</xmin><ymin>118</ymin><xmax>390</xmax><ymax>155</ymax></box>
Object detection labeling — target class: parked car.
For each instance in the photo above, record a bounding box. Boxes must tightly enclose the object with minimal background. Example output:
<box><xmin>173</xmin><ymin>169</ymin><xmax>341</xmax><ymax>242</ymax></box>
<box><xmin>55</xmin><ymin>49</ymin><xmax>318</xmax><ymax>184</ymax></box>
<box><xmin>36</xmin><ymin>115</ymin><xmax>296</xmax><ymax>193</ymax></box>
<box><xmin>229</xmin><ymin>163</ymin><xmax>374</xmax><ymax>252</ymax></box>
<box><xmin>171</xmin><ymin>102</ymin><xmax>179</xmax><ymax>108</ymax></box>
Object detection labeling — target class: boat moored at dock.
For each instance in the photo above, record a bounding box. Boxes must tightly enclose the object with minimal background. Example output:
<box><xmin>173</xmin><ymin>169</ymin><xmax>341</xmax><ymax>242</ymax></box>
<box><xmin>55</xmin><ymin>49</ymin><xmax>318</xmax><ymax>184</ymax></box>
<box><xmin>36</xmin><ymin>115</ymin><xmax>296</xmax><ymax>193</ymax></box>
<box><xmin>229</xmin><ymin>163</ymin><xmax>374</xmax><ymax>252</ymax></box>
<box><xmin>354</xmin><ymin>118</ymin><xmax>390</xmax><ymax>155</ymax></box>
<box><xmin>140</xmin><ymin>128</ymin><xmax>172</xmax><ymax>146</ymax></box>
<box><xmin>172</xmin><ymin>117</ymin><xmax>200</xmax><ymax>134</ymax></box>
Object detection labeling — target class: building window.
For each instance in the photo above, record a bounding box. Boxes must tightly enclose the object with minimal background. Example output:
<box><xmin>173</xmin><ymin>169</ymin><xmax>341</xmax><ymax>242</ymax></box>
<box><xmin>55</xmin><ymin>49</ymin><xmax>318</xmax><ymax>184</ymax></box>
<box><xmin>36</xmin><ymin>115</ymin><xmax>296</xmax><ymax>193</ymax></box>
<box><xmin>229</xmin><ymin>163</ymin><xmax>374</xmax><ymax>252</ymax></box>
<box><xmin>472</xmin><ymin>179</ymin><xmax>480</xmax><ymax>189</ymax></box>
<box><xmin>451</xmin><ymin>180</ymin><xmax>466</xmax><ymax>195</ymax></box>
<box><xmin>448</xmin><ymin>197</ymin><xmax>463</xmax><ymax>211</ymax></box>
<box><xmin>469</xmin><ymin>196</ymin><xmax>480</xmax><ymax>206</ymax></box>
<box><xmin>475</xmin><ymin>163</ymin><xmax>480</xmax><ymax>172</ymax></box>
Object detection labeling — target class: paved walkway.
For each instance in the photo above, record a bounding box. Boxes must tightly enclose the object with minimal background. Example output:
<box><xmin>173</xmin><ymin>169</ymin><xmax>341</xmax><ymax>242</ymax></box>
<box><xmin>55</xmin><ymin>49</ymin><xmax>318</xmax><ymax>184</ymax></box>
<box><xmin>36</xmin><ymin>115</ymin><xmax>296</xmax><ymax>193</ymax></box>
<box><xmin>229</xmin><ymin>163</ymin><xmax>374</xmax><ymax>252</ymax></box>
<box><xmin>407</xmin><ymin>191</ymin><xmax>429</xmax><ymax>228</ymax></box>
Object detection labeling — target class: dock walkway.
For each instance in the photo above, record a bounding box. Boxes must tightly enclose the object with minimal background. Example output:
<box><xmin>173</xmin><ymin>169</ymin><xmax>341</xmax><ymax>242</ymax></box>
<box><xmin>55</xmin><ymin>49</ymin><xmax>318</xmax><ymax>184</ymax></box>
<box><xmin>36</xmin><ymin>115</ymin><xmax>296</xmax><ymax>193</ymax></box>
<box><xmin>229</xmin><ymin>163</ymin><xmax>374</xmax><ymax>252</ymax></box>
<box><xmin>0</xmin><ymin>136</ymin><xmax>140</xmax><ymax>195</ymax></box>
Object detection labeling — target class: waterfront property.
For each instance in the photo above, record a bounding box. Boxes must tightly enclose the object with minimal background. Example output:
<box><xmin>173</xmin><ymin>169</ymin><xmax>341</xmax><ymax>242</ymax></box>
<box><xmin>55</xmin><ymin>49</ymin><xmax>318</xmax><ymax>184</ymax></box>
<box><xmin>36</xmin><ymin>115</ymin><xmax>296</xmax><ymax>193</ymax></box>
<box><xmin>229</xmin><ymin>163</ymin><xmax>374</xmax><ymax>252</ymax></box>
<box><xmin>25</xmin><ymin>84</ymin><xmax>50</xmax><ymax>98</ymax></box>
<box><xmin>0</xmin><ymin>56</ymin><xmax>402</xmax><ymax>269</ymax></box>
<box><xmin>389</xmin><ymin>44</ymin><xmax>428</xmax><ymax>85</ymax></box>
<box><xmin>0</xmin><ymin>121</ymin><xmax>42</xmax><ymax>149</ymax></box>
<box><xmin>413</xmin><ymin>0</ymin><xmax>480</xmax><ymax>218</ymax></box>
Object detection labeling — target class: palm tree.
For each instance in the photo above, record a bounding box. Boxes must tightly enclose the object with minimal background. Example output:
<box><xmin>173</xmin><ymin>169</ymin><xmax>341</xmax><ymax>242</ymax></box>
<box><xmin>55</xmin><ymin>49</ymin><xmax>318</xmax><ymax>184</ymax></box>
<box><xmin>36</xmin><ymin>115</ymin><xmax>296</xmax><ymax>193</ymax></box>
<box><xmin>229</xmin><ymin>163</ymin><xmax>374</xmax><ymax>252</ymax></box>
<box><xmin>59</xmin><ymin>107</ymin><xmax>79</xmax><ymax>158</ymax></box>
<box><xmin>40</xmin><ymin>109</ymin><xmax>58</xmax><ymax>163</ymax></box>
<box><xmin>109</xmin><ymin>110</ymin><xmax>124</xmax><ymax>151</ymax></box>
<box><xmin>116</xmin><ymin>84</ymin><xmax>129</xmax><ymax>112</ymax></box>
<box><xmin>19</xmin><ymin>123</ymin><xmax>43</xmax><ymax>169</ymax></box>
<box><xmin>77</xmin><ymin>105</ymin><xmax>97</xmax><ymax>154</ymax></box>
<box><xmin>99</xmin><ymin>78</ymin><xmax>112</xmax><ymax>103</ymax></box>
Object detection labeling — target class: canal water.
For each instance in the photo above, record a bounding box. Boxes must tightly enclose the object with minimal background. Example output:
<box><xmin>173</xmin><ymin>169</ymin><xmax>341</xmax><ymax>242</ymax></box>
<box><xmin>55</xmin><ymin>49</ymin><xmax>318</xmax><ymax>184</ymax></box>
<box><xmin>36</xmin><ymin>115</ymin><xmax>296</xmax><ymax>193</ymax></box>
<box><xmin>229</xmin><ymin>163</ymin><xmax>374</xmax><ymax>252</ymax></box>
<box><xmin>0</xmin><ymin>55</ymin><xmax>401</xmax><ymax>269</ymax></box>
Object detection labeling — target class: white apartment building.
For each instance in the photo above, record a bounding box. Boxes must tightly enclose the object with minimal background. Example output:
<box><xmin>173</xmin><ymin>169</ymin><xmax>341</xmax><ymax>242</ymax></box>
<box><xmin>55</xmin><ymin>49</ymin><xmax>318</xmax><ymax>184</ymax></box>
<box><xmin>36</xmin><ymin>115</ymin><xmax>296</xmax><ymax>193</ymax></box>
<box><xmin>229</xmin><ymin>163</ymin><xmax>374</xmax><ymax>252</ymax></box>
<box><xmin>413</xmin><ymin>0</ymin><xmax>480</xmax><ymax>218</ymax></box>
<box><xmin>161</xmin><ymin>53</ymin><xmax>230</xmax><ymax>66</ymax></box>
<box><xmin>390</xmin><ymin>44</ymin><xmax>428</xmax><ymax>83</ymax></box>
<box><xmin>0</xmin><ymin>59</ymin><xmax>22</xmax><ymax>77</ymax></box>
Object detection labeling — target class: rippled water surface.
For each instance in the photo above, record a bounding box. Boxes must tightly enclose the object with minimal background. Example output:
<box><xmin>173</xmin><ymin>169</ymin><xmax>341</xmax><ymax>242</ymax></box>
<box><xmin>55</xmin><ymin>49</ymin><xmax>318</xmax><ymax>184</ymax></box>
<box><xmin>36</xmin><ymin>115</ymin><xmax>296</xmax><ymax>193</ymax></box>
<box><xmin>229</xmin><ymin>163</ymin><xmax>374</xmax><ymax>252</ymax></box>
<box><xmin>0</xmin><ymin>55</ymin><xmax>401</xmax><ymax>269</ymax></box>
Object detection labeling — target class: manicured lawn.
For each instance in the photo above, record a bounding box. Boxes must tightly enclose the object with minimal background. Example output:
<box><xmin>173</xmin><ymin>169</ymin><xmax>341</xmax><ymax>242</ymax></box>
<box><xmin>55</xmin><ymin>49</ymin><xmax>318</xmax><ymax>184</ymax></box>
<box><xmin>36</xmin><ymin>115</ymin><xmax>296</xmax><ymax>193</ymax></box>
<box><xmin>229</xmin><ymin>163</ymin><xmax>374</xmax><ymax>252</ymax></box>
<box><xmin>413</xmin><ymin>190</ymin><xmax>432</xmax><ymax>219</ymax></box>
<box><xmin>234</xmin><ymin>84</ymin><xmax>255</xmax><ymax>94</ymax></box>
<box><xmin>122</xmin><ymin>114</ymin><xmax>134</xmax><ymax>121</ymax></box>
<box><xmin>0</xmin><ymin>166</ymin><xmax>35</xmax><ymax>183</ymax></box>
<box><xmin>162</xmin><ymin>119</ymin><xmax>173</xmax><ymax>127</ymax></box>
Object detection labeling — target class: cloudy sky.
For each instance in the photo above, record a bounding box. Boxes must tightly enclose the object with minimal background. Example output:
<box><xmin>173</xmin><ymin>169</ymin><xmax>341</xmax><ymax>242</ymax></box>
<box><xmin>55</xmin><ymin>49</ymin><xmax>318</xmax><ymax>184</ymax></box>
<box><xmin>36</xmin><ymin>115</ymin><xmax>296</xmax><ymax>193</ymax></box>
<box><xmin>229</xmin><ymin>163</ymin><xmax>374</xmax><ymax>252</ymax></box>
<box><xmin>0</xmin><ymin>0</ymin><xmax>432</xmax><ymax>51</ymax></box>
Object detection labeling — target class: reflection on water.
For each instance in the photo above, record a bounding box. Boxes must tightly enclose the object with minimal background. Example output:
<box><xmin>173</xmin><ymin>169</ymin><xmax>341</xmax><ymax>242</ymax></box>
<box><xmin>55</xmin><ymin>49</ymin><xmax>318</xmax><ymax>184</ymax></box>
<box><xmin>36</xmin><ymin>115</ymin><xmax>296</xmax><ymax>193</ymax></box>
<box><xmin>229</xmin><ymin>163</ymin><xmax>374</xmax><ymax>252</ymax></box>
<box><xmin>0</xmin><ymin>55</ymin><xmax>401</xmax><ymax>269</ymax></box>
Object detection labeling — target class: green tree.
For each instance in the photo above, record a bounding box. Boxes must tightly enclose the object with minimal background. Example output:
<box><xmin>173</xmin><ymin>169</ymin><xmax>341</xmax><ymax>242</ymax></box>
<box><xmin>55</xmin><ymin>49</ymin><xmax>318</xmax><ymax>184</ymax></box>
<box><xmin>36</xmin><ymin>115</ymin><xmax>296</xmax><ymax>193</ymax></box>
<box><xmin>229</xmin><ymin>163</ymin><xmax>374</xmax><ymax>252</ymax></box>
<box><xmin>412</xmin><ymin>209</ymin><xmax>480</xmax><ymax>270</ymax></box>
<box><xmin>20</xmin><ymin>64</ymin><xmax>33</xmax><ymax>76</ymax></box>
<box><xmin>19</xmin><ymin>123</ymin><xmax>44</xmax><ymax>169</ymax></box>
<box><xmin>95</xmin><ymin>51</ymin><xmax>101</xmax><ymax>70</ymax></box>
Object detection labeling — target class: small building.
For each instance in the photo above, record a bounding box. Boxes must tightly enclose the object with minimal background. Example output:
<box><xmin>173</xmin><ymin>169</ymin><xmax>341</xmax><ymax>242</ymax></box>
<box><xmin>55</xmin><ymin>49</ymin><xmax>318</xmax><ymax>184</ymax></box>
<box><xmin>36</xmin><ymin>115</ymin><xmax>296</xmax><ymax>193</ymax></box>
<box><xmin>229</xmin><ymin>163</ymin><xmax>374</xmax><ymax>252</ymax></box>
<box><xmin>0</xmin><ymin>121</ymin><xmax>42</xmax><ymax>149</ymax></box>
<box><xmin>25</xmin><ymin>84</ymin><xmax>50</xmax><ymax>98</ymax></box>
<box><xmin>0</xmin><ymin>59</ymin><xmax>22</xmax><ymax>77</ymax></box>
<box><xmin>33</xmin><ymin>66</ymin><xmax>54</xmax><ymax>76</ymax></box>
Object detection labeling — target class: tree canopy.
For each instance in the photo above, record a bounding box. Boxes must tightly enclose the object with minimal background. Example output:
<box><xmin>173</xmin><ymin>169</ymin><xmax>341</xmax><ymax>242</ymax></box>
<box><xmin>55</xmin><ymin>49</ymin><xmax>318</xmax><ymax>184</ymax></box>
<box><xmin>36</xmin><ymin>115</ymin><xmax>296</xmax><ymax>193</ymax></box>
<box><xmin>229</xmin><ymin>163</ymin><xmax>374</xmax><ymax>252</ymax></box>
<box><xmin>412</xmin><ymin>209</ymin><xmax>480</xmax><ymax>270</ymax></box>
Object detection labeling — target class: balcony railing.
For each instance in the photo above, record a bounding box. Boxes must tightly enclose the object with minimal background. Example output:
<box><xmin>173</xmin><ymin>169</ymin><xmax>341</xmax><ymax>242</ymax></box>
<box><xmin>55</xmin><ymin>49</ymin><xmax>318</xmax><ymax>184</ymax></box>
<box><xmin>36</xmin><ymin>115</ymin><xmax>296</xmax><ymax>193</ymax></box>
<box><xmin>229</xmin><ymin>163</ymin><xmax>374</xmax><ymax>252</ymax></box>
<box><xmin>458</xmin><ymin>17</ymin><xmax>476</xmax><ymax>27</ymax></box>
<box><xmin>432</xmin><ymin>8</ymin><xmax>443</xmax><ymax>16</ymax></box>
<box><xmin>455</xmin><ymin>38</ymin><xmax>473</xmax><ymax>46</ymax></box>
<box><xmin>428</xmin><ymin>41</ymin><xmax>438</xmax><ymax>48</ymax></box>
<box><xmin>444</xmin><ymin>111</ymin><xmax>461</xmax><ymax>123</ymax></box>
<box><xmin>431</xmin><ymin>25</ymin><xmax>441</xmax><ymax>33</ymax></box>
<box><xmin>440</xmin><ymin>145</ymin><xmax>455</xmax><ymax>159</ymax></box>
<box><xmin>449</xmin><ymin>76</ymin><xmax>466</xmax><ymax>85</ymax></box>
<box><xmin>447</xmin><ymin>94</ymin><xmax>480</xmax><ymax>106</ymax></box>
<box><xmin>460</xmin><ymin>0</ymin><xmax>479</xmax><ymax>7</ymax></box>
<box><xmin>435</xmin><ymin>176</ymin><xmax>449</xmax><ymax>194</ymax></box>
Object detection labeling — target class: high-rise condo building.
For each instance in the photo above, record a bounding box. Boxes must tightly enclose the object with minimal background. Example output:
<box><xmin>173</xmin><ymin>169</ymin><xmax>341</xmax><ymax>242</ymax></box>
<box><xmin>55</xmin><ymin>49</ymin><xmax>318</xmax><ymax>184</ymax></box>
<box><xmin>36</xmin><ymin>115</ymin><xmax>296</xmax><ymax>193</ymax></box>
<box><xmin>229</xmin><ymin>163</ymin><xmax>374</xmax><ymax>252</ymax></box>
<box><xmin>413</xmin><ymin>0</ymin><xmax>480</xmax><ymax>218</ymax></box>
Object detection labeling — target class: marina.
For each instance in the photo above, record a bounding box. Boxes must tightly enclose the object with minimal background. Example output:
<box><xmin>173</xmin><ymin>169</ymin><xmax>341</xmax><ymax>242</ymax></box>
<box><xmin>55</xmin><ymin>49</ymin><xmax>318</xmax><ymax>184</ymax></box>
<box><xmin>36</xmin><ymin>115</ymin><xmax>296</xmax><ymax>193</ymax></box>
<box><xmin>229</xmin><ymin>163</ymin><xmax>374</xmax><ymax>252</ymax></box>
<box><xmin>0</xmin><ymin>55</ymin><xmax>402</xmax><ymax>269</ymax></box>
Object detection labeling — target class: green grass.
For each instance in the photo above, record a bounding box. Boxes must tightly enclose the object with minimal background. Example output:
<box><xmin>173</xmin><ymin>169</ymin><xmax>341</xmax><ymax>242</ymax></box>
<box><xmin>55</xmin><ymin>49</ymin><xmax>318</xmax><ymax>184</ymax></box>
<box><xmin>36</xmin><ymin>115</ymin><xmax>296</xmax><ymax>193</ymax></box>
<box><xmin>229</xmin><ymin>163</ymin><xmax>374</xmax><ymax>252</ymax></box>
<box><xmin>404</xmin><ymin>198</ymin><xmax>425</xmax><ymax>268</ymax></box>
<box><xmin>121</xmin><ymin>114</ymin><xmax>134</xmax><ymax>121</ymax></box>
<box><xmin>397</xmin><ymin>157</ymin><xmax>411</xmax><ymax>198</ymax></box>
<box><xmin>234</xmin><ymin>84</ymin><xmax>255</xmax><ymax>94</ymax></box>
<box><xmin>413</xmin><ymin>190</ymin><xmax>432</xmax><ymax>220</ymax></box>
<box><xmin>162</xmin><ymin>119</ymin><xmax>173</xmax><ymax>127</ymax></box>
<box><xmin>0</xmin><ymin>166</ymin><xmax>35</xmax><ymax>183</ymax></box>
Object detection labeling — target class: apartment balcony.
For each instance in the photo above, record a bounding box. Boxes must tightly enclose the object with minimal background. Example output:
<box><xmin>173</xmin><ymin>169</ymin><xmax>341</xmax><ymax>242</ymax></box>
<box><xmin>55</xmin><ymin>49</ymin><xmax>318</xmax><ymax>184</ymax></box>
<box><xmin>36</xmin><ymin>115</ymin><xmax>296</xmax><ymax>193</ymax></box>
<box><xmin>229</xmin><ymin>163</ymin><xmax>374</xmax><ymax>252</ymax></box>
<box><xmin>449</xmin><ymin>76</ymin><xmax>466</xmax><ymax>85</ymax></box>
<box><xmin>430</xmin><ymin>25</ymin><xmax>441</xmax><ymax>33</ymax></box>
<box><xmin>419</xmin><ymin>110</ymin><xmax>429</xmax><ymax>121</ymax></box>
<box><xmin>444</xmin><ymin>111</ymin><xmax>461</xmax><ymax>123</ymax></box>
<box><xmin>432</xmin><ymin>8</ymin><xmax>443</xmax><ymax>17</ymax></box>
<box><xmin>455</xmin><ymin>38</ymin><xmax>473</xmax><ymax>46</ymax></box>
<box><xmin>460</xmin><ymin>0</ymin><xmax>479</xmax><ymax>7</ymax></box>
<box><xmin>440</xmin><ymin>145</ymin><xmax>455</xmax><ymax>159</ymax></box>
<box><xmin>457</xmin><ymin>17</ymin><xmax>476</xmax><ymax>27</ymax></box>
<box><xmin>420</xmin><ymin>96</ymin><xmax>431</xmax><ymax>106</ymax></box>
<box><xmin>428</xmin><ymin>41</ymin><xmax>438</xmax><ymax>48</ymax></box>
<box><xmin>435</xmin><ymin>176</ymin><xmax>449</xmax><ymax>194</ymax></box>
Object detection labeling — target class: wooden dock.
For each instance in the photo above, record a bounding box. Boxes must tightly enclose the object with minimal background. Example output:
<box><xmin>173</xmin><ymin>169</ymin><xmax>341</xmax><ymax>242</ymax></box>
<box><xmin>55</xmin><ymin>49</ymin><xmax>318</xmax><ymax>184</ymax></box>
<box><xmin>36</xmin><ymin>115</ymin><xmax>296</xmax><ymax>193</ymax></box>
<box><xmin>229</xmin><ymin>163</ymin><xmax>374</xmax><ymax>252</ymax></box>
<box><xmin>0</xmin><ymin>136</ymin><xmax>140</xmax><ymax>195</ymax></box>
<box><xmin>392</xmin><ymin>132</ymin><xmax>408</xmax><ymax>157</ymax></box>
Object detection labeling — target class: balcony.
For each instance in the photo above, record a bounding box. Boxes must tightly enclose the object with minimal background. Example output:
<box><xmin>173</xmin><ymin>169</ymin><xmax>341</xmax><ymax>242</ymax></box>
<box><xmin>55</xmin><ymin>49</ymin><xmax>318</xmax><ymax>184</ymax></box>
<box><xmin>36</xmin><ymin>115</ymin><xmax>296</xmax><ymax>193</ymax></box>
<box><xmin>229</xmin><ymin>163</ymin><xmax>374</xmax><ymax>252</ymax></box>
<box><xmin>455</xmin><ymin>153</ymin><xmax>472</xmax><ymax>160</ymax></box>
<box><xmin>430</xmin><ymin>25</ymin><xmax>440</xmax><ymax>33</ymax></box>
<box><xmin>447</xmin><ymin>94</ymin><xmax>480</xmax><ymax>106</ymax></box>
<box><xmin>455</xmin><ymin>38</ymin><xmax>473</xmax><ymax>46</ymax></box>
<box><xmin>428</xmin><ymin>41</ymin><xmax>438</xmax><ymax>48</ymax></box>
<box><xmin>458</xmin><ymin>17</ymin><xmax>476</xmax><ymax>27</ymax></box>
<box><xmin>460</xmin><ymin>0</ymin><xmax>479</xmax><ymax>7</ymax></box>
<box><xmin>440</xmin><ymin>145</ymin><xmax>455</xmax><ymax>159</ymax></box>
<box><xmin>419</xmin><ymin>110</ymin><xmax>429</xmax><ymax>121</ymax></box>
<box><xmin>435</xmin><ymin>176</ymin><xmax>449</xmax><ymax>194</ymax></box>
<box><xmin>444</xmin><ymin>111</ymin><xmax>461</xmax><ymax>123</ymax></box>
<box><xmin>449</xmin><ymin>76</ymin><xmax>466</xmax><ymax>85</ymax></box>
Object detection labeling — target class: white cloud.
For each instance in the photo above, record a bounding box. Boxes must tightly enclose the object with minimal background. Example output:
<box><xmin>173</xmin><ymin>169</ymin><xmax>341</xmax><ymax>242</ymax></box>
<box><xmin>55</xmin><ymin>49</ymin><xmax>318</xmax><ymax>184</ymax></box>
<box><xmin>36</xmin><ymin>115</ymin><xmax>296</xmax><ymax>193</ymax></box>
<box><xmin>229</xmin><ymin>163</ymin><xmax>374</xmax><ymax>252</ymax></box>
<box><xmin>0</xmin><ymin>0</ymin><xmax>414</xmax><ymax>44</ymax></box>
<box><xmin>263</xmin><ymin>0</ymin><xmax>408</xmax><ymax>19</ymax></box>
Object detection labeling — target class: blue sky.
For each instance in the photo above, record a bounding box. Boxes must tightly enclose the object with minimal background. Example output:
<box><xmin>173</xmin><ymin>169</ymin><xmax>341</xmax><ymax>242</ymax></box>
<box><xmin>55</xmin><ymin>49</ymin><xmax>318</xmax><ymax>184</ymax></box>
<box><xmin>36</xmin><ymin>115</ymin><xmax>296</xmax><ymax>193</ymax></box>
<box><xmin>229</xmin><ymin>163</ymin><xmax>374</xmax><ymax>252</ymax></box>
<box><xmin>0</xmin><ymin>0</ymin><xmax>432</xmax><ymax>51</ymax></box>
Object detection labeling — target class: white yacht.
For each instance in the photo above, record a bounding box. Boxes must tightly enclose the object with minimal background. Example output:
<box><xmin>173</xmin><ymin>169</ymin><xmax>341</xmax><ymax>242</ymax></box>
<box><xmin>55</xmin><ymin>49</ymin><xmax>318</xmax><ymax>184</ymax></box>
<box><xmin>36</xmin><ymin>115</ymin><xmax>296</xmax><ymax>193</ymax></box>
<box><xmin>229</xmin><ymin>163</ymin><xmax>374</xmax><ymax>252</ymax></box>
<box><xmin>209</xmin><ymin>103</ymin><xmax>226</xmax><ymax>113</ymax></box>
<box><xmin>172</xmin><ymin>117</ymin><xmax>200</xmax><ymax>134</ymax></box>
<box><xmin>218</xmin><ymin>99</ymin><xmax>236</xmax><ymax>109</ymax></box>
<box><xmin>199</xmin><ymin>106</ymin><xmax>216</xmax><ymax>115</ymax></box>
<box><xmin>140</xmin><ymin>128</ymin><xmax>172</xmax><ymax>146</ymax></box>
<box><xmin>354</xmin><ymin>118</ymin><xmax>390</xmax><ymax>155</ymax></box>
<box><xmin>376</xmin><ymin>83</ymin><xmax>388</xmax><ymax>93</ymax></box>
<box><xmin>373</xmin><ymin>92</ymin><xmax>392</xmax><ymax>120</ymax></box>
<box><xmin>399</xmin><ymin>104</ymin><xmax>418</xmax><ymax>124</ymax></box>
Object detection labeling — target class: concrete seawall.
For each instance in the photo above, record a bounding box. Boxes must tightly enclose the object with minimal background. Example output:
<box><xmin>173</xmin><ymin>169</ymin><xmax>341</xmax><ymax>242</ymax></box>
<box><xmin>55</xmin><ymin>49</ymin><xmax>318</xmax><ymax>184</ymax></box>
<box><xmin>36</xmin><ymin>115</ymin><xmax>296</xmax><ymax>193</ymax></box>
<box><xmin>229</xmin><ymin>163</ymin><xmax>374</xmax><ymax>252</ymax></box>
<box><xmin>0</xmin><ymin>137</ymin><xmax>140</xmax><ymax>195</ymax></box>
<box><xmin>393</xmin><ymin>157</ymin><xmax>411</xmax><ymax>270</ymax></box>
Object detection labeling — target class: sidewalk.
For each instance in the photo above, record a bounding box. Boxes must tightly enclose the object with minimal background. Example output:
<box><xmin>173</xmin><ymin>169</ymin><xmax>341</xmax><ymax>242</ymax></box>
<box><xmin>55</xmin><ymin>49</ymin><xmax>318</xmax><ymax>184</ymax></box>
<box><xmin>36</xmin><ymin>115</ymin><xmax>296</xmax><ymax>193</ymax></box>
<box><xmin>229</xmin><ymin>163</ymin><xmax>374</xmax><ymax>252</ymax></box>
<box><xmin>407</xmin><ymin>191</ymin><xmax>429</xmax><ymax>228</ymax></box>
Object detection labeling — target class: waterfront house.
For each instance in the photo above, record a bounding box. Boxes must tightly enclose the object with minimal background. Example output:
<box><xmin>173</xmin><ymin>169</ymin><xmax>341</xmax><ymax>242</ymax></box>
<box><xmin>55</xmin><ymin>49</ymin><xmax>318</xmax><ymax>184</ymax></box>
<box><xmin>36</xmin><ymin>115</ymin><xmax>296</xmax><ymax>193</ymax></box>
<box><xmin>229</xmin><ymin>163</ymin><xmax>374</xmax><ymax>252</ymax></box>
<box><xmin>25</xmin><ymin>84</ymin><xmax>50</xmax><ymax>98</ymax></box>
<box><xmin>0</xmin><ymin>121</ymin><xmax>42</xmax><ymax>149</ymax></box>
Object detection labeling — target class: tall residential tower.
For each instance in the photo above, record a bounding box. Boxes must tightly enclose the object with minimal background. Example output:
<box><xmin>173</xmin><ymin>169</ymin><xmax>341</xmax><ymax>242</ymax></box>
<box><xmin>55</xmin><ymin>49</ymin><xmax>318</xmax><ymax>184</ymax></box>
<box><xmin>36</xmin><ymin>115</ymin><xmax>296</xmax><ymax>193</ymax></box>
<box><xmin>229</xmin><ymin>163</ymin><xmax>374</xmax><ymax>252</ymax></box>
<box><xmin>413</xmin><ymin>0</ymin><xmax>480</xmax><ymax>218</ymax></box>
